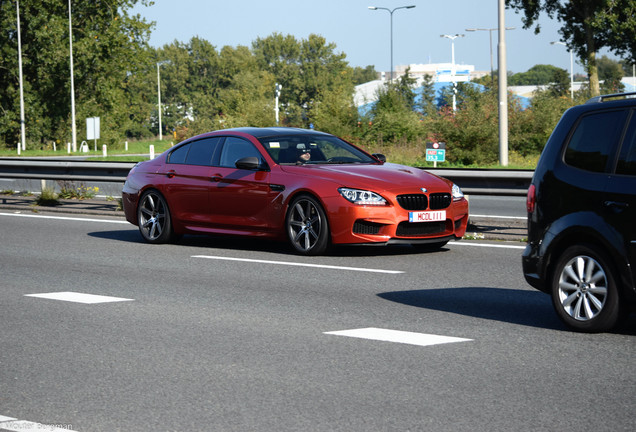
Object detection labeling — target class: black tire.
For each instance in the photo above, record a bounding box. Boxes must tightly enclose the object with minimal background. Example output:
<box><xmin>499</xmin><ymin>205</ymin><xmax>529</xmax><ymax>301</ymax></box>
<box><xmin>286</xmin><ymin>195</ymin><xmax>329</xmax><ymax>255</ymax></box>
<box><xmin>137</xmin><ymin>190</ymin><xmax>175</xmax><ymax>244</ymax></box>
<box><xmin>550</xmin><ymin>244</ymin><xmax>622</xmax><ymax>332</ymax></box>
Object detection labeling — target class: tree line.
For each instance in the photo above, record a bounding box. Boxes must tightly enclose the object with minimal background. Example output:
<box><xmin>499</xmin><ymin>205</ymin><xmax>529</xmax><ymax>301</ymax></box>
<box><xmin>1</xmin><ymin>0</ymin><xmax>634</xmax><ymax>166</ymax></box>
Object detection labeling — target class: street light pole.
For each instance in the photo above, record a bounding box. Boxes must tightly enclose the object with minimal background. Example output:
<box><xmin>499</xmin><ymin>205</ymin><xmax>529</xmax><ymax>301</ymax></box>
<box><xmin>156</xmin><ymin>60</ymin><xmax>170</xmax><ymax>140</ymax></box>
<box><xmin>440</xmin><ymin>34</ymin><xmax>464</xmax><ymax>111</ymax></box>
<box><xmin>498</xmin><ymin>0</ymin><xmax>508</xmax><ymax>166</ymax></box>
<box><xmin>16</xmin><ymin>0</ymin><xmax>26</xmax><ymax>151</ymax></box>
<box><xmin>466</xmin><ymin>27</ymin><xmax>515</xmax><ymax>85</ymax></box>
<box><xmin>551</xmin><ymin>41</ymin><xmax>574</xmax><ymax>100</ymax></box>
<box><xmin>157</xmin><ymin>62</ymin><xmax>162</xmax><ymax>140</ymax></box>
<box><xmin>368</xmin><ymin>5</ymin><xmax>416</xmax><ymax>83</ymax></box>
<box><xmin>68</xmin><ymin>0</ymin><xmax>77</xmax><ymax>152</ymax></box>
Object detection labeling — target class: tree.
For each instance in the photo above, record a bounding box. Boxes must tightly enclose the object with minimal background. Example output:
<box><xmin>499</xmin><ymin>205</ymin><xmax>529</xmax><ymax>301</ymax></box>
<box><xmin>352</xmin><ymin>65</ymin><xmax>378</xmax><ymax>85</ymax></box>
<box><xmin>597</xmin><ymin>55</ymin><xmax>626</xmax><ymax>93</ymax></box>
<box><xmin>417</xmin><ymin>74</ymin><xmax>437</xmax><ymax>115</ymax></box>
<box><xmin>506</xmin><ymin>0</ymin><xmax>636</xmax><ymax>96</ymax></box>
<box><xmin>0</xmin><ymin>0</ymin><xmax>153</xmax><ymax>148</ymax></box>
<box><xmin>252</xmin><ymin>33</ymin><xmax>353</xmax><ymax>127</ymax></box>
<box><xmin>509</xmin><ymin>64</ymin><xmax>568</xmax><ymax>85</ymax></box>
<box><xmin>157</xmin><ymin>37</ymin><xmax>222</xmax><ymax>136</ymax></box>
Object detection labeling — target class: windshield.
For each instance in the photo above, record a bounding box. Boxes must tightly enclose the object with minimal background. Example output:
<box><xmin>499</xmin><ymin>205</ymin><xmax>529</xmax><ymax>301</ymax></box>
<box><xmin>258</xmin><ymin>134</ymin><xmax>377</xmax><ymax>165</ymax></box>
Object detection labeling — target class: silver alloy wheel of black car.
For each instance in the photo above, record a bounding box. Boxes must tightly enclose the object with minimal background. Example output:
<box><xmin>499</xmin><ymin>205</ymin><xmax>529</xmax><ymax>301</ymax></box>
<box><xmin>286</xmin><ymin>195</ymin><xmax>329</xmax><ymax>255</ymax></box>
<box><xmin>551</xmin><ymin>244</ymin><xmax>621</xmax><ymax>332</ymax></box>
<box><xmin>137</xmin><ymin>190</ymin><xmax>173</xmax><ymax>243</ymax></box>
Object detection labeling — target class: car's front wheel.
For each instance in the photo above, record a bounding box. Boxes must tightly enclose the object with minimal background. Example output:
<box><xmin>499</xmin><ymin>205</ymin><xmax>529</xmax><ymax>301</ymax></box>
<box><xmin>137</xmin><ymin>190</ymin><xmax>175</xmax><ymax>244</ymax></box>
<box><xmin>551</xmin><ymin>244</ymin><xmax>622</xmax><ymax>332</ymax></box>
<box><xmin>286</xmin><ymin>195</ymin><xmax>329</xmax><ymax>255</ymax></box>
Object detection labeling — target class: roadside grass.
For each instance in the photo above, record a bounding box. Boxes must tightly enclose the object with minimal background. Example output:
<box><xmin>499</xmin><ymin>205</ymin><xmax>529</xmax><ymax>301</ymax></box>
<box><xmin>1</xmin><ymin>138</ymin><xmax>538</xmax><ymax>169</ymax></box>
<box><xmin>0</xmin><ymin>139</ymin><xmax>175</xmax><ymax>161</ymax></box>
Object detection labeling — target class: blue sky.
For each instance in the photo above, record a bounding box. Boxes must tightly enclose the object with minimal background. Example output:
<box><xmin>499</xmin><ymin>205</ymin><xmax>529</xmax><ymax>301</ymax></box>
<box><xmin>131</xmin><ymin>0</ymin><xmax>607</xmax><ymax>76</ymax></box>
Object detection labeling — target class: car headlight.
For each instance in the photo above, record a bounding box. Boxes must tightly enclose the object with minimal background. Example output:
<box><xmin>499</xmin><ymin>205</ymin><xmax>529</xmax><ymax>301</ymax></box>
<box><xmin>338</xmin><ymin>188</ymin><xmax>387</xmax><ymax>206</ymax></box>
<box><xmin>452</xmin><ymin>183</ymin><xmax>464</xmax><ymax>201</ymax></box>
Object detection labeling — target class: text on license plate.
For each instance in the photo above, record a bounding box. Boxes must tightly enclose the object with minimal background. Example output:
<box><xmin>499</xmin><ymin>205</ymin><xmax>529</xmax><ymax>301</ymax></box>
<box><xmin>409</xmin><ymin>210</ymin><xmax>446</xmax><ymax>223</ymax></box>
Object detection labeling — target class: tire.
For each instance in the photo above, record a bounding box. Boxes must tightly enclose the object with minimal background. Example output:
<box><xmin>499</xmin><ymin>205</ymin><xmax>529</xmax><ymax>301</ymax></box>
<box><xmin>550</xmin><ymin>244</ymin><xmax>622</xmax><ymax>332</ymax></box>
<box><xmin>286</xmin><ymin>195</ymin><xmax>329</xmax><ymax>255</ymax></box>
<box><xmin>137</xmin><ymin>190</ymin><xmax>175</xmax><ymax>244</ymax></box>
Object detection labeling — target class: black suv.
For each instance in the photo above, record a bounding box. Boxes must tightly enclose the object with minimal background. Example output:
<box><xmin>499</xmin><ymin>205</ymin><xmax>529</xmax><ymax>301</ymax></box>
<box><xmin>523</xmin><ymin>92</ymin><xmax>636</xmax><ymax>332</ymax></box>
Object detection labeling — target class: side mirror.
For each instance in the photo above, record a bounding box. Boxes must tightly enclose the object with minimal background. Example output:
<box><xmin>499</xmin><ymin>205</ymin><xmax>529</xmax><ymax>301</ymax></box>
<box><xmin>235</xmin><ymin>156</ymin><xmax>268</xmax><ymax>171</ymax></box>
<box><xmin>372</xmin><ymin>153</ymin><xmax>386</xmax><ymax>163</ymax></box>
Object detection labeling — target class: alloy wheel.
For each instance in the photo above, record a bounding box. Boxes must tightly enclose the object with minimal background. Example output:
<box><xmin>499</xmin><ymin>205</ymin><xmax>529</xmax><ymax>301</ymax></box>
<box><xmin>287</xmin><ymin>196</ymin><xmax>328</xmax><ymax>255</ymax></box>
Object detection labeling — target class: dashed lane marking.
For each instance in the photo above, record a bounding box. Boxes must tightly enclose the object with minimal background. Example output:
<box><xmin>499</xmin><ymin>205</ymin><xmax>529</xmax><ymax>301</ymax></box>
<box><xmin>324</xmin><ymin>327</ymin><xmax>473</xmax><ymax>347</ymax></box>
<box><xmin>192</xmin><ymin>255</ymin><xmax>404</xmax><ymax>274</ymax></box>
<box><xmin>0</xmin><ymin>212</ymin><xmax>128</xmax><ymax>224</ymax></box>
<box><xmin>24</xmin><ymin>291</ymin><xmax>134</xmax><ymax>304</ymax></box>
<box><xmin>451</xmin><ymin>242</ymin><xmax>526</xmax><ymax>250</ymax></box>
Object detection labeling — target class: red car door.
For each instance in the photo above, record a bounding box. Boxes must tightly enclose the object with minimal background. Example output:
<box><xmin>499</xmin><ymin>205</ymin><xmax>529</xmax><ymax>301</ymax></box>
<box><xmin>209</xmin><ymin>137</ymin><xmax>279</xmax><ymax>234</ymax></box>
<box><xmin>163</xmin><ymin>137</ymin><xmax>220</xmax><ymax>227</ymax></box>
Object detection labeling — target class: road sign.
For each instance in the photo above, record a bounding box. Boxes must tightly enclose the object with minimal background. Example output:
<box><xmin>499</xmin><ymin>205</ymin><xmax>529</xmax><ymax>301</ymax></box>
<box><xmin>425</xmin><ymin>142</ymin><xmax>446</xmax><ymax>163</ymax></box>
<box><xmin>426</xmin><ymin>149</ymin><xmax>446</xmax><ymax>162</ymax></box>
<box><xmin>86</xmin><ymin>116</ymin><xmax>100</xmax><ymax>151</ymax></box>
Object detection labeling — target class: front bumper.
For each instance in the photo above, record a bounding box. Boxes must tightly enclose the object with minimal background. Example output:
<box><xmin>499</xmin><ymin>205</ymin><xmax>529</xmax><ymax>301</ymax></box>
<box><xmin>325</xmin><ymin>196</ymin><xmax>469</xmax><ymax>245</ymax></box>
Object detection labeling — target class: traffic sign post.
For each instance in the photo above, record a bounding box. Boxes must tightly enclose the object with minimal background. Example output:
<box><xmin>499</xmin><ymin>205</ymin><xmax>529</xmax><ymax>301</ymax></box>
<box><xmin>86</xmin><ymin>116</ymin><xmax>100</xmax><ymax>151</ymax></box>
<box><xmin>425</xmin><ymin>142</ymin><xmax>446</xmax><ymax>167</ymax></box>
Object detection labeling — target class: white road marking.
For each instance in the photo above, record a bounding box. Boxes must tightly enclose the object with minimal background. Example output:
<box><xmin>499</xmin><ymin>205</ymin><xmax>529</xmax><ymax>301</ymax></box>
<box><xmin>471</xmin><ymin>214</ymin><xmax>526</xmax><ymax>220</ymax></box>
<box><xmin>324</xmin><ymin>328</ymin><xmax>473</xmax><ymax>347</ymax></box>
<box><xmin>192</xmin><ymin>255</ymin><xmax>404</xmax><ymax>274</ymax></box>
<box><xmin>25</xmin><ymin>291</ymin><xmax>134</xmax><ymax>304</ymax></box>
<box><xmin>0</xmin><ymin>212</ymin><xmax>128</xmax><ymax>224</ymax></box>
<box><xmin>0</xmin><ymin>415</ymin><xmax>77</xmax><ymax>432</ymax></box>
<box><xmin>451</xmin><ymin>242</ymin><xmax>526</xmax><ymax>250</ymax></box>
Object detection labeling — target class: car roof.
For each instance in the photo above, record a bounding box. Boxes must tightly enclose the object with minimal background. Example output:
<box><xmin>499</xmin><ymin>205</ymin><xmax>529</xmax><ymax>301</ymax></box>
<box><xmin>214</xmin><ymin>127</ymin><xmax>332</xmax><ymax>139</ymax></box>
<box><xmin>585</xmin><ymin>91</ymin><xmax>636</xmax><ymax>105</ymax></box>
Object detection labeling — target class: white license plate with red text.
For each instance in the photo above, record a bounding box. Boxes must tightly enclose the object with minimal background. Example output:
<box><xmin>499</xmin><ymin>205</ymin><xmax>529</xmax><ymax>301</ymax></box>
<box><xmin>409</xmin><ymin>210</ymin><xmax>446</xmax><ymax>223</ymax></box>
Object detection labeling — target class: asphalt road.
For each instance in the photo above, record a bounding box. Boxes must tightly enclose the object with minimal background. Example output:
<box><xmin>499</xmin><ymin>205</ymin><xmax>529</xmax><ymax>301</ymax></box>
<box><xmin>1</xmin><ymin>211</ymin><xmax>634</xmax><ymax>432</ymax></box>
<box><xmin>0</xmin><ymin>178</ymin><xmax>528</xmax><ymax>218</ymax></box>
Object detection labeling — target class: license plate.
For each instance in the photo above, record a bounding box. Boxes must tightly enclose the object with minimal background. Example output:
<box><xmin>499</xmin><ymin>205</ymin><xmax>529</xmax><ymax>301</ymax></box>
<box><xmin>409</xmin><ymin>210</ymin><xmax>446</xmax><ymax>223</ymax></box>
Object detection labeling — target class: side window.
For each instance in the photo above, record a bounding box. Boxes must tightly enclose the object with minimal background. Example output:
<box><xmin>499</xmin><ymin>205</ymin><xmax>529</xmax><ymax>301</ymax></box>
<box><xmin>564</xmin><ymin>110</ymin><xmax>628</xmax><ymax>173</ymax></box>
<box><xmin>219</xmin><ymin>137</ymin><xmax>262</xmax><ymax>168</ymax></box>
<box><xmin>168</xmin><ymin>143</ymin><xmax>189</xmax><ymax>164</ymax></box>
<box><xmin>617</xmin><ymin>114</ymin><xmax>636</xmax><ymax>176</ymax></box>
<box><xmin>185</xmin><ymin>137</ymin><xmax>220</xmax><ymax>166</ymax></box>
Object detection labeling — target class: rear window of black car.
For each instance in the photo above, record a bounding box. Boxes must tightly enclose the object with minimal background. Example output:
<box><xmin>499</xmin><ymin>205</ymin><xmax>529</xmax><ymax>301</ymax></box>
<box><xmin>564</xmin><ymin>109</ymin><xmax>628</xmax><ymax>173</ymax></box>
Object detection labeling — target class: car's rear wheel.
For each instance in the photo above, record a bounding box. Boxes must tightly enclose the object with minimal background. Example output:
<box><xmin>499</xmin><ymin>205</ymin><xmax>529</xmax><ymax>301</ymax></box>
<box><xmin>286</xmin><ymin>195</ymin><xmax>329</xmax><ymax>255</ymax></box>
<box><xmin>550</xmin><ymin>244</ymin><xmax>622</xmax><ymax>332</ymax></box>
<box><xmin>137</xmin><ymin>190</ymin><xmax>174</xmax><ymax>244</ymax></box>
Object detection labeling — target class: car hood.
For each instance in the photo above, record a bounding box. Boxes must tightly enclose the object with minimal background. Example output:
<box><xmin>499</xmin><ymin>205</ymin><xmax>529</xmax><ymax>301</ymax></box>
<box><xmin>279</xmin><ymin>163</ymin><xmax>452</xmax><ymax>192</ymax></box>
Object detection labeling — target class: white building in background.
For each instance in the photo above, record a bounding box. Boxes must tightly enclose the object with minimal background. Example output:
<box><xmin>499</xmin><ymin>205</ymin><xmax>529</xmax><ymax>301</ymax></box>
<box><xmin>354</xmin><ymin>63</ymin><xmax>484</xmax><ymax>107</ymax></box>
<box><xmin>355</xmin><ymin>63</ymin><xmax>636</xmax><ymax>108</ymax></box>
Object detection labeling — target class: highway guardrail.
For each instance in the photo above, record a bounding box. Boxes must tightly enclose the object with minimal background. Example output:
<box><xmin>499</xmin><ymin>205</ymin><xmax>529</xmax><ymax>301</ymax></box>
<box><xmin>0</xmin><ymin>158</ymin><xmax>532</xmax><ymax>196</ymax></box>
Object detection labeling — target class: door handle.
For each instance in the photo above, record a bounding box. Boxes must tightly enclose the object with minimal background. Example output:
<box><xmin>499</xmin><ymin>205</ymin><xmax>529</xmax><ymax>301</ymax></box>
<box><xmin>166</xmin><ymin>170</ymin><xmax>176</xmax><ymax>179</ymax></box>
<box><xmin>211</xmin><ymin>174</ymin><xmax>223</xmax><ymax>182</ymax></box>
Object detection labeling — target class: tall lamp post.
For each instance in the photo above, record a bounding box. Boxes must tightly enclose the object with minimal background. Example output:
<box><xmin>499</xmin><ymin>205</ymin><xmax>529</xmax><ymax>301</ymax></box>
<box><xmin>68</xmin><ymin>0</ymin><xmax>77</xmax><ymax>152</ymax></box>
<box><xmin>440</xmin><ymin>34</ymin><xmax>464</xmax><ymax>111</ymax></box>
<box><xmin>16</xmin><ymin>1</ymin><xmax>26</xmax><ymax>151</ymax></box>
<box><xmin>551</xmin><ymin>41</ymin><xmax>574</xmax><ymax>100</ymax></box>
<box><xmin>498</xmin><ymin>0</ymin><xmax>508</xmax><ymax>166</ymax></box>
<box><xmin>465</xmin><ymin>26</ymin><xmax>515</xmax><ymax>84</ymax></box>
<box><xmin>368</xmin><ymin>5</ymin><xmax>416</xmax><ymax>83</ymax></box>
<box><xmin>156</xmin><ymin>60</ymin><xmax>169</xmax><ymax>140</ymax></box>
